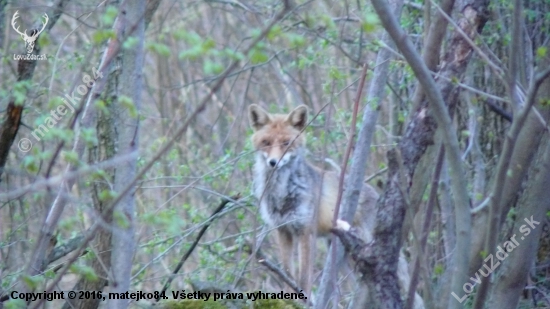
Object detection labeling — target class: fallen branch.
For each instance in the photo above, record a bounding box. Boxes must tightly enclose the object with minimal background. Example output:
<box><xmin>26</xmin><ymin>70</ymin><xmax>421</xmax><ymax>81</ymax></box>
<box><xmin>250</xmin><ymin>244</ymin><xmax>313</xmax><ymax>306</ymax></box>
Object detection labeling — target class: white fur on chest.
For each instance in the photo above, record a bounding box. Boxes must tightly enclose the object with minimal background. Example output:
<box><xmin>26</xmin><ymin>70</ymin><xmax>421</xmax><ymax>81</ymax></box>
<box><xmin>252</xmin><ymin>154</ymin><xmax>315</xmax><ymax>232</ymax></box>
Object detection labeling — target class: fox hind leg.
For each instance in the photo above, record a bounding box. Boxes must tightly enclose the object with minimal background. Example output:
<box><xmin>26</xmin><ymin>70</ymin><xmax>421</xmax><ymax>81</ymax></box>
<box><xmin>298</xmin><ymin>230</ymin><xmax>313</xmax><ymax>297</ymax></box>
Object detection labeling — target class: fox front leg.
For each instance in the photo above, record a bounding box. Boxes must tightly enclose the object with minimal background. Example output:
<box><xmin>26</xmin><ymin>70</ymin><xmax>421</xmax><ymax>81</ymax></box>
<box><xmin>277</xmin><ymin>229</ymin><xmax>294</xmax><ymax>278</ymax></box>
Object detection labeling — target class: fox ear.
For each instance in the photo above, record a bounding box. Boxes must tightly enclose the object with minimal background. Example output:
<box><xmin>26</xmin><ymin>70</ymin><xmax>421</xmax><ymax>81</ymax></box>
<box><xmin>286</xmin><ymin>105</ymin><xmax>308</xmax><ymax>130</ymax></box>
<box><xmin>249</xmin><ymin>104</ymin><xmax>271</xmax><ymax>131</ymax></box>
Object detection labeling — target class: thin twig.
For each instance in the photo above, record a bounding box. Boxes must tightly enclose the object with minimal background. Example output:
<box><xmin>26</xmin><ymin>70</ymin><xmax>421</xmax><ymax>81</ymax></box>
<box><xmin>332</xmin><ymin>64</ymin><xmax>369</xmax><ymax>227</ymax></box>
<box><xmin>472</xmin><ymin>52</ymin><xmax>550</xmax><ymax>309</ymax></box>
<box><xmin>328</xmin><ymin>63</ymin><xmax>369</xmax><ymax>306</ymax></box>
<box><xmin>156</xmin><ymin>194</ymin><xmax>241</xmax><ymax>301</ymax></box>
<box><xmin>27</xmin><ymin>3</ymin><xmax>292</xmax><ymax>308</ymax></box>
<box><xmin>405</xmin><ymin>145</ymin><xmax>445</xmax><ymax>309</ymax></box>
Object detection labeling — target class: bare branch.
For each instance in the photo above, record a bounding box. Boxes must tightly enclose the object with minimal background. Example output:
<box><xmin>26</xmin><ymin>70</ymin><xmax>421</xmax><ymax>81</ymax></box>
<box><xmin>431</xmin><ymin>0</ymin><xmax>505</xmax><ymax>83</ymax></box>
<box><xmin>28</xmin><ymin>4</ymin><xmax>293</xmax><ymax>308</ymax></box>
<box><xmin>157</xmin><ymin>194</ymin><xmax>241</xmax><ymax>301</ymax></box>
<box><xmin>315</xmin><ymin>1</ymin><xmax>404</xmax><ymax>305</ymax></box>
<box><xmin>508</xmin><ymin>0</ymin><xmax>523</xmax><ymax>112</ymax></box>
<box><xmin>368</xmin><ymin>1</ymin><xmax>473</xmax><ymax>308</ymax></box>
<box><xmin>472</xmin><ymin>54</ymin><xmax>550</xmax><ymax>309</ymax></box>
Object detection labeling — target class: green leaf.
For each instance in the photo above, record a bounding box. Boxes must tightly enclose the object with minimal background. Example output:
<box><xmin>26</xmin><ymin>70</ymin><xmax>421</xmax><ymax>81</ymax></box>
<box><xmin>507</xmin><ymin>207</ymin><xmax>517</xmax><ymax>220</ymax></box>
<box><xmin>475</xmin><ymin>193</ymin><xmax>483</xmax><ymax>201</ymax></box>
<box><xmin>146</xmin><ymin>42</ymin><xmax>171</xmax><ymax>57</ymax></box>
<box><xmin>201</xmin><ymin>38</ymin><xmax>216</xmax><ymax>52</ymax></box>
<box><xmin>179</xmin><ymin>46</ymin><xmax>203</xmax><ymax>60</ymax></box>
<box><xmin>123</xmin><ymin>36</ymin><xmax>139</xmax><ymax>49</ymax></box>
<box><xmin>50</xmin><ymin>128</ymin><xmax>74</xmax><ymax>143</ymax></box>
<box><xmin>203</xmin><ymin>61</ymin><xmax>224</xmax><ymax>75</ymax></box>
<box><xmin>47</xmin><ymin>96</ymin><xmax>64</xmax><ymax>109</ymax></box>
<box><xmin>249</xmin><ymin>49</ymin><xmax>269</xmax><ymax>64</ymax></box>
<box><xmin>98</xmin><ymin>190</ymin><xmax>117</xmax><ymax>202</ymax></box>
<box><xmin>183</xmin><ymin>31</ymin><xmax>202</xmax><ymax>45</ymax></box>
<box><xmin>70</xmin><ymin>264</ymin><xmax>98</xmax><ymax>282</ymax></box>
<box><xmin>329</xmin><ymin>67</ymin><xmax>344</xmax><ymax>80</ymax></box>
<box><xmin>102</xmin><ymin>6</ymin><xmax>118</xmax><ymax>26</ymax></box>
<box><xmin>434</xmin><ymin>264</ymin><xmax>444</xmax><ymax>275</ymax></box>
<box><xmin>537</xmin><ymin>46</ymin><xmax>548</xmax><ymax>59</ymax></box>
<box><xmin>479</xmin><ymin>250</ymin><xmax>488</xmax><ymax>259</ymax></box>
<box><xmin>223</xmin><ymin>48</ymin><xmax>245</xmax><ymax>61</ymax></box>
<box><xmin>173</xmin><ymin>29</ymin><xmax>187</xmax><ymax>40</ymax></box>
<box><xmin>113</xmin><ymin>210</ymin><xmax>130</xmax><ymax>228</ymax></box>
<box><xmin>82</xmin><ymin>128</ymin><xmax>98</xmax><ymax>147</ymax></box>
<box><xmin>63</xmin><ymin>150</ymin><xmax>79</xmax><ymax>164</ymax></box>
<box><xmin>287</xmin><ymin>33</ymin><xmax>306</xmax><ymax>48</ymax></box>
<box><xmin>267</xmin><ymin>25</ymin><xmax>282</xmax><ymax>41</ymax></box>
<box><xmin>38</xmin><ymin>32</ymin><xmax>50</xmax><ymax>48</ymax></box>
<box><xmin>81</xmin><ymin>266</ymin><xmax>99</xmax><ymax>281</ymax></box>
<box><xmin>320</xmin><ymin>14</ymin><xmax>336</xmax><ymax>30</ymax></box>
<box><xmin>13</xmin><ymin>81</ymin><xmax>31</xmax><ymax>106</ymax></box>
<box><xmin>22</xmin><ymin>155</ymin><xmax>38</xmax><ymax>173</ymax></box>
<box><xmin>90</xmin><ymin>169</ymin><xmax>107</xmax><ymax>181</ymax></box>
<box><xmin>249</xmin><ymin>28</ymin><xmax>262</xmax><ymax>39</ymax></box>
<box><xmin>362</xmin><ymin>12</ymin><xmax>380</xmax><ymax>33</ymax></box>
<box><xmin>92</xmin><ymin>30</ymin><xmax>116</xmax><ymax>45</ymax></box>
<box><xmin>21</xmin><ymin>275</ymin><xmax>42</xmax><ymax>290</ymax></box>
<box><xmin>44</xmin><ymin>269</ymin><xmax>56</xmax><ymax>279</ymax></box>
<box><xmin>119</xmin><ymin>95</ymin><xmax>138</xmax><ymax>118</ymax></box>
<box><xmin>95</xmin><ymin>99</ymin><xmax>109</xmax><ymax>115</ymax></box>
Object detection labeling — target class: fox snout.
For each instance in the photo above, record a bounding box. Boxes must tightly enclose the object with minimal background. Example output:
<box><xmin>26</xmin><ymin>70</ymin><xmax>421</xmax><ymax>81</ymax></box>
<box><xmin>261</xmin><ymin>146</ymin><xmax>292</xmax><ymax>168</ymax></box>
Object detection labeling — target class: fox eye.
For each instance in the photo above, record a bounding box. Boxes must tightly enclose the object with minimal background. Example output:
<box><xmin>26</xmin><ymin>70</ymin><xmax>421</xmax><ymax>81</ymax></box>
<box><xmin>261</xmin><ymin>140</ymin><xmax>271</xmax><ymax>147</ymax></box>
<box><xmin>282</xmin><ymin>140</ymin><xmax>290</xmax><ymax>146</ymax></box>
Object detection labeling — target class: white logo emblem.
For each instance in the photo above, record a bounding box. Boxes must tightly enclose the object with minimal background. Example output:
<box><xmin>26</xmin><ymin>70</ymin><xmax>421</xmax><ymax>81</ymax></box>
<box><xmin>11</xmin><ymin>11</ymin><xmax>49</xmax><ymax>54</ymax></box>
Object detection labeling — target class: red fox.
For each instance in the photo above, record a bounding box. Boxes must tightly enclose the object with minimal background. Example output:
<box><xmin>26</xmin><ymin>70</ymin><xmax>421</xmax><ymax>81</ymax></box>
<box><xmin>248</xmin><ymin>104</ymin><xmax>425</xmax><ymax>309</ymax></box>
<box><xmin>248</xmin><ymin>105</ymin><xmax>378</xmax><ymax>292</ymax></box>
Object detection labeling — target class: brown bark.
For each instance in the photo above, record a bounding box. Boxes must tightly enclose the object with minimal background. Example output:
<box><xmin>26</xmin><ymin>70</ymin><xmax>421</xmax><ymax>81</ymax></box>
<box><xmin>0</xmin><ymin>0</ymin><xmax>68</xmax><ymax>181</ymax></box>
<box><xmin>410</xmin><ymin>0</ymin><xmax>456</xmax><ymax>111</ymax></box>
<box><xmin>400</xmin><ymin>1</ymin><xmax>490</xmax><ymax>178</ymax></box>
<box><xmin>0</xmin><ymin>60</ymin><xmax>37</xmax><ymax>180</ymax></box>
<box><xmin>333</xmin><ymin>149</ymin><xmax>406</xmax><ymax>309</ymax></box>
<box><xmin>369</xmin><ymin>0</ymin><xmax>489</xmax><ymax>308</ymax></box>
<box><xmin>62</xmin><ymin>72</ymin><xmax>118</xmax><ymax>309</ymax></box>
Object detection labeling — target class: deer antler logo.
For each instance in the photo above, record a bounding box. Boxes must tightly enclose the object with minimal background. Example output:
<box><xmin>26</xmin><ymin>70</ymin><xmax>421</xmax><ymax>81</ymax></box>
<box><xmin>12</xmin><ymin>11</ymin><xmax>49</xmax><ymax>54</ymax></box>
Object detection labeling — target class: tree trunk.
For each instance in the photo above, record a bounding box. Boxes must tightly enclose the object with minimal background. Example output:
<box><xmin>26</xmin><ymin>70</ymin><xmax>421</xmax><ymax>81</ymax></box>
<box><xmin>333</xmin><ymin>149</ymin><xmax>406</xmax><ymax>309</ymax></box>
<box><xmin>488</xmin><ymin>136</ymin><xmax>550</xmax><ymax>308</ymax></box>
<box><xmin>62</xmin><ymin>60</ymin><xmax>119</xmax><ymax>309</ymax></box>
<box><xmin>105</xmin><ymin>1</ymin><xmax>145</xmax><ymax>309</ymax></box>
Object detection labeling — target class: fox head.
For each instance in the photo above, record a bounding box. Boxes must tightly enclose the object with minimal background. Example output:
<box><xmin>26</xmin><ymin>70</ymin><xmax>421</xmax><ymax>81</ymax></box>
<box><xmin>248</xmin><ymin>104</ymin><xmax>308</xmax><ymax>168</ymax></box>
